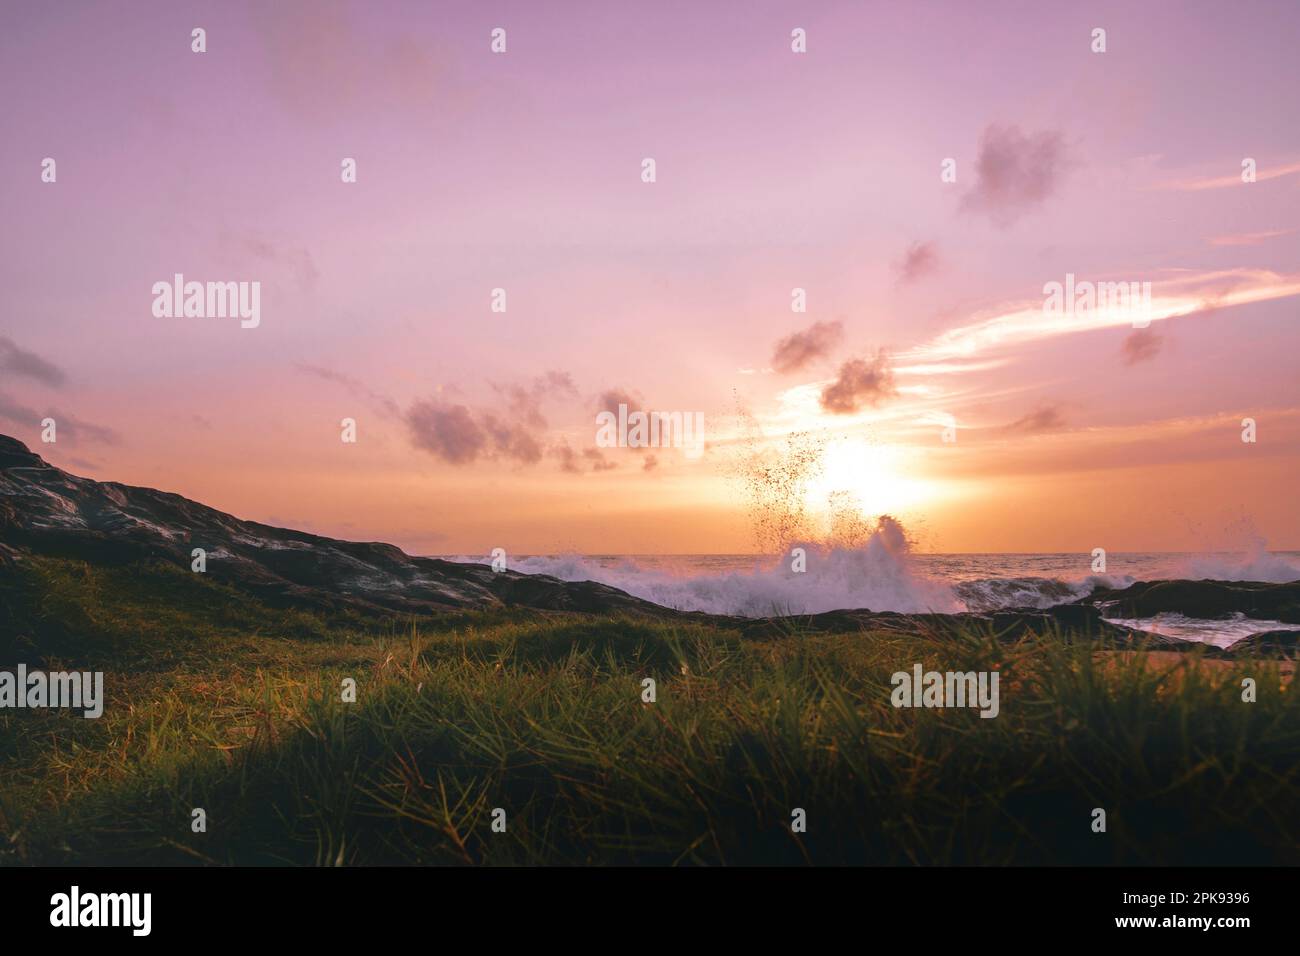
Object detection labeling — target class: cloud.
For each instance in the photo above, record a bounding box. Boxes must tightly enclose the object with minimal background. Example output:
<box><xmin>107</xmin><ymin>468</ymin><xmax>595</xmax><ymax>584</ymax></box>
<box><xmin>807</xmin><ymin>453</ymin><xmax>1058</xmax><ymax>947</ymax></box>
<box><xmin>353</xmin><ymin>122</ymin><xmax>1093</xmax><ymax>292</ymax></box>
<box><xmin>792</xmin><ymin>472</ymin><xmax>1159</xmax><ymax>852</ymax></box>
<box><xmin>897</xmin><ymin>242</ymin><xmax>940</xmax><ymax>284</ymax></box>
<box><xmin>480</xmin><ymin>413</ymin><xmax>544</xmax><ymax>464</ymax></box>
<box><xmin>555</xmin><ymin>444</ymin><xmax>582</xmax><ymax>473</ymax></box>
<box><xmin>819</xmin><ymin>352</ymin><xmax>896</xmax><ymax>414</ymax></box>
<box><xmin>406</xmin><ymin>372</ymin><xmax>648</xmax><ymax>470</ymax></box>
<box><xmin>0</xmin><ymin>391</ymin><xmax>119</xmax><ymax>445</ymax></box>
<box><xmin>538</xmin><ymin>370</ymin><xmax>578</xmax><ymax>394</ymax></box>
<box><xmin>1004</xmin><ymin>404</ymin><xmax>1066</xmax><ymax>434</ymax></box>
<box><xmin>221</xmin><ymin>233</ymin><xmax>319</xmax><ymax>289</ymax></box>
<box><xmin>497</xmin><ymin>370</ymin><xmax>577</xmax><ymax>428</ymax></box>
<box><xmin>597</xmin><ymin>388</ymin><xmax>644</xmax><ymax>413</ymax></box>
<box><xmin>1156</xmin><ymin>160</ymin><xmax>1300</xmax><ymax>192</ymax></box>
<box><xmin>552</xmin><ymin>442</ymin><xmax>618</xmax><ymax>474</ymax></box>
<box><xmin>297</xmin><ymin>363</ymin><xmax>401</xmax><ymax>418</ymax></box>
<box><xmin>406</xmin><ymin>371</ymin><xmax>575</xmax><ymax>466</ymax></box>
<box><xmin>406</xmin><ymin>402</ymin><xmax>547</xmax><ymax>466</ymax></box>
<box><xmin>1121</xmin><ymin>328</ymin><xmax>1163</xmax><ymax>365</ymax></box>
<box><xmin>0</xmin><ymin>337</ymin><xmax>65</xmax><ymax>387</ymax></box>
<box><xmin>771</xmin><ymin>320</ymin><xmax>844</xmax><ymax>374</ymax></box>
<box><xmin>898</xmin><ymin>268</ymin><xmax>1300</xmax><ymax>366</ymax></box>
<box><xmin>406</xmin><ymin>401</ymin><xmax>485</xmax><ymax>464</ymax></box>
<box><xmin>583</xmin><ymin>447</ymin><xmax>617</xmax><ymax>471</ymax></box>
<box><xmin>961</xmin><ymin>124</ymin><xmax>1071</xmax><ymax>226</ymax></box>
<box><xmin>1205</xmin><ymin>229</ymin><xmax>1294</xmax><ymax>247</ymax></box>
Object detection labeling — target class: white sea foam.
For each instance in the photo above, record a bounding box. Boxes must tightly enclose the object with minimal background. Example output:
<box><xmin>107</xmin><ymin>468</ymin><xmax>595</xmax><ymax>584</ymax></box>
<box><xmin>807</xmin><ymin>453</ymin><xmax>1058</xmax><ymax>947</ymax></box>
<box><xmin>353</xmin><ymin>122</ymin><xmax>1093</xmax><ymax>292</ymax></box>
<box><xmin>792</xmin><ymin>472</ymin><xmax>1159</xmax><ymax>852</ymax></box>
<box><xmin>444</xmin><ymin>531</ymin><xmax>1300</xmax><ymax>626</ymax></box>
<box><xmin>1176</xmin><ymin>548</ymin><xmax>1300</xmax><ymax>584</ymax></box>
<box><xmin>1107</xmin><ymin>613</ymin><xmax>1300</xmax><ymax>649</ymax></box>
<box><xmin>454</xmin><ymin>520</ymin><xmax>955</xmax><ymax>616</ymax></box>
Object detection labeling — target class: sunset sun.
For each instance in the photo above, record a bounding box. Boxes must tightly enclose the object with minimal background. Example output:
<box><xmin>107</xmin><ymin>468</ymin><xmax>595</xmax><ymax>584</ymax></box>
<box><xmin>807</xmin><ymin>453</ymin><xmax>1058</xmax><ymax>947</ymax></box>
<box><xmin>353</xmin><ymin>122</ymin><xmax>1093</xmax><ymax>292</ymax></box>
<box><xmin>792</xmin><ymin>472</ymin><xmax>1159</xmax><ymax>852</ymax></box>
<box><xmin>803</xmin><ymin>439</ymin><xmax>935</xmax><ymax>518</ymax></box>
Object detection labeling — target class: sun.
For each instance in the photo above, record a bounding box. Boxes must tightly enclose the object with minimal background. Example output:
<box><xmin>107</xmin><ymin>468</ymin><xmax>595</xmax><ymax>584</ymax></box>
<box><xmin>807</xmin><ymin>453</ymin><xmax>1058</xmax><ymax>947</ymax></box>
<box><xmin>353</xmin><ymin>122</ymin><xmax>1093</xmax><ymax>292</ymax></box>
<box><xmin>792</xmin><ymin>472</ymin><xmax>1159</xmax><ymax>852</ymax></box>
<box><xmin>803</xmin><ymin>438</ymin><xmax>934</xmax><ymax>517</ymax></box>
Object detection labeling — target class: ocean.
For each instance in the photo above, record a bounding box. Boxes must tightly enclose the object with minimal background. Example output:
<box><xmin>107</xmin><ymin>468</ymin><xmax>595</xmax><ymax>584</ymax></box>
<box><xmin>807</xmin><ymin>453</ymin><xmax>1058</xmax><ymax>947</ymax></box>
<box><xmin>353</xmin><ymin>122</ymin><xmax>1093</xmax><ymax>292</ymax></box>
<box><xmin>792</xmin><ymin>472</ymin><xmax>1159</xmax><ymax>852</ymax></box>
<box><xmin>447</xmin><ymin>549</ymin><xmax>1300</xmax><ymax>648</ymax></box>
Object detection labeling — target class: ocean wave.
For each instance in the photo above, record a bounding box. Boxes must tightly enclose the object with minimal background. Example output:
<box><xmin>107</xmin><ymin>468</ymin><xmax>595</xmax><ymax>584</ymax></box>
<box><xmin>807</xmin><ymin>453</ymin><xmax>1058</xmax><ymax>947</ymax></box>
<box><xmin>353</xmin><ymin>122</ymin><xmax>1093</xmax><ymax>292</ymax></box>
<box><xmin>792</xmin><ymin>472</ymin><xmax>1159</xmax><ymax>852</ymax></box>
<box><xmin>1176</xmin><ymin>550</ymin><xmax>1300</xmax><ymax>584</ymax></box>
<box><xmin>446</xmin><ymin>527</ymin><xmax>1299</xmax><ymax>620</ymax></box>
<box><xmin>952</xmin><ymin>575</ymin><xmax>1132</xmax><ymax>613</ymax></box>
<box><xmin>450</xmin><ymin>519</ymin><xmax>1134</xmax><ymax>617</ymax></box>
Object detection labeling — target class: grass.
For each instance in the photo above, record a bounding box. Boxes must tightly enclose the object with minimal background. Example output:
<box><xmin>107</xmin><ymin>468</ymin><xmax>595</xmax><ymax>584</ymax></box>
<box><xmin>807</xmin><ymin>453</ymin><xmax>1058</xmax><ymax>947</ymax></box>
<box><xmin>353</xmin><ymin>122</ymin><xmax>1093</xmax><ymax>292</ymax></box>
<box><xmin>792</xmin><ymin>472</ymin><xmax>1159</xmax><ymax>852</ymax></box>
<box><xmin>2</xmin><ymin>556</ymin><xmax>1298</xmax><ymax>865</ymax></box>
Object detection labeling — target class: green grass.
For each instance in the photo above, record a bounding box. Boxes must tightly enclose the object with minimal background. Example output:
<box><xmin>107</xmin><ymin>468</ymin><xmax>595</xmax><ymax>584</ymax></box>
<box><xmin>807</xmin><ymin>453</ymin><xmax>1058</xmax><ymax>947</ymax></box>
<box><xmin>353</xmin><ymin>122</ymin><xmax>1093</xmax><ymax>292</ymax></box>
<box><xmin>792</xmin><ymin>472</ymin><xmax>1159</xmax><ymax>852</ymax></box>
<box><xmin>1</xmin><ymin>557</ymin><xmax>1298</xmax><ymax>865</ymax></box>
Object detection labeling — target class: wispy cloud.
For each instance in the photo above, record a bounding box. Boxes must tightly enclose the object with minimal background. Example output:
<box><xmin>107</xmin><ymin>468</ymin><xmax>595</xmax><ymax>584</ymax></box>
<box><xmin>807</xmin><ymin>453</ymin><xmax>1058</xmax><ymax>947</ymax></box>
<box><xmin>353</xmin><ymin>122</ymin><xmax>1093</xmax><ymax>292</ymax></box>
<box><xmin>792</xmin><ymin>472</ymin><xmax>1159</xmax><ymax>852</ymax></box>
<box><xmin>1204</xmin><ymin>228</ymin><xmax>1295</xmax><ymax>247</ymax></box>
<box><xmin>221</xmin><ymin>233</ymin><xmax>319</xmax><ymax>289</ymax></box>
<box><xmin>583</xmin><ymin>447</ymin><xmax>617</xmax><ymax>471</ymax></box>
<box><xmin>553</xmin><ymin>442</ymin><xmax>617</xmax><ymax>474</ymax></box>
<box><xmin>296</xmin><ymin>363</ymin><xmax>400</xmax><ymax>418</ymax></box>
<box><xmin>1003</xmin><ymin>404</ymin><xmax>1066</xmax><ymax>434</ymax></box>
<box><xmin>496</xmin><ymin>371</ymin><xmax>578</xmax><ymax>427</ymax></box>
<box><xmin>900</xmin><ymin>269</ymin><xmax>1300</xmax><ymax>365</ymax></box>
<box><xmin>0</xmin><ymin>337</ymin><xmax>65</xmax><ymax>387</ymax></box>
<box><xmin>0</xmin><ymin>391</ymin><xmax>119</xmax><ymax>445</ymax></box>
<box><xmin>1155</xmin><ymin>160</ymin><xmax>1300</xmax><ymax>191</ymax></box>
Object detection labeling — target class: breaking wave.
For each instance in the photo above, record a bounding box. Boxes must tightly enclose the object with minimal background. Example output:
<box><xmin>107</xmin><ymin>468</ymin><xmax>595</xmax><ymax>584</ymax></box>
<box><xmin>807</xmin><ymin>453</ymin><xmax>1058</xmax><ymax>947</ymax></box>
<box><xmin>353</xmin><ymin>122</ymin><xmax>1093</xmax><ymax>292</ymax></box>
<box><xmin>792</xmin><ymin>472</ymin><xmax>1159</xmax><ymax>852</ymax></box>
<box><xmin>952</xmin><ymin>575</ymin><xmax>1130</xmax><ymax>613</ymax></box>
<box><xmin>452</xmin><ymin>514</ymin><xmax>1148</xmax><ymax>618</ymax></box>
<box><xmin>496</xmin><ymin>518</ymin><xmax>961</xmax><ymax>616</ymax></box>
<box><xmin>1176</xmin><ymin>547</ymin><xmax>1300</xmax><ymax>584</ymax></box>
<box><xmin>448</xmin><ymin>543</ymin><xmax>1299</xmax><ymax>619</ymax></box>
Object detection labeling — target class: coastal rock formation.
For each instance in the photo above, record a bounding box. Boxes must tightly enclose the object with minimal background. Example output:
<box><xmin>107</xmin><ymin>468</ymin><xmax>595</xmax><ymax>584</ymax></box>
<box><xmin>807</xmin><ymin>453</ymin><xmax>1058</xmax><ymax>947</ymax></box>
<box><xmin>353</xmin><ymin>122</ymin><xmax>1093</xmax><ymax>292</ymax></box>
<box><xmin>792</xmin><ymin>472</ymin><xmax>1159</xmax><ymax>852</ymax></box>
<box><xmin>0</xmin><ymin>435</ymin><xmax>660</xmax><ymax>618</ymax></box>
<box><xmin>1082</xmin><ymin>579</ymin><xmax>1300</xmax><ymax>624</ymax></box>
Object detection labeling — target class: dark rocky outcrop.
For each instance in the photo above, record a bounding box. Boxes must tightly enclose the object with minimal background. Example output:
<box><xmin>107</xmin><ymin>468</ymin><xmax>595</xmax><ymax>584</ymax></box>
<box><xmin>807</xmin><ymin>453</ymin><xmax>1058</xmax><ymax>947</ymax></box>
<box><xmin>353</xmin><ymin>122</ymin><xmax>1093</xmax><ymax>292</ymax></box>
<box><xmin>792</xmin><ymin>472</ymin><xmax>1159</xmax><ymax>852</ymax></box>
<box><xmin>1082</xmin><ymin>579</ymin><xmax>1300</xmax><ymax>625</ymax></box>
<box><xmin>0</xmin><ymin>435</ymin><xmax>665</xmax><ymax>619</ymax></box>
<box><xmin>1222</xmin><ymin>629</ymin><xmax>1300</xmax><ymax>657</ymax></box>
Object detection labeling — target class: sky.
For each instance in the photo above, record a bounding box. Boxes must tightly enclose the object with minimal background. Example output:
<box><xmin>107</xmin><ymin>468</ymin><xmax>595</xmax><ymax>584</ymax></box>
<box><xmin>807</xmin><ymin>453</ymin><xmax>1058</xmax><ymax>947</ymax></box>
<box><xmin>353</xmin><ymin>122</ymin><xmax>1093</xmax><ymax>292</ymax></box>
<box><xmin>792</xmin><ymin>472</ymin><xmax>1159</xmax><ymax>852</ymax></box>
<box><xmin>2</xmin><ymin>0</ymin><xmax>1298</xmax><ymax>555</ymax></box>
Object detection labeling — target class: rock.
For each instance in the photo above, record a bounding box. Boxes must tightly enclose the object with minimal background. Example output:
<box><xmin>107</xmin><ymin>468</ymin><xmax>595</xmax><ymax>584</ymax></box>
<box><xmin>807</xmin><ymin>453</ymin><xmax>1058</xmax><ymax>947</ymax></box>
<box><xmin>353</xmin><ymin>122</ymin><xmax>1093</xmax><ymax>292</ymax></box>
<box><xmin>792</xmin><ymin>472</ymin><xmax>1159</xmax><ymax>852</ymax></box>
<box><xmin>1225</xmin><ymin>630</ymin><xmax>1300</xmax><ymax>657</ymax></box>
<box><xmin>0</xmin><ymin>434</ymin><xmax>44</xmax><ymax>469</ymax></box>
<box><xmin>0</xmin><ymin>434</ymin><xmax>674</xmax><ymax>619</ymax></box>
<box><xmin>1082</xmin><ymin>579</ymin><xmax>1300</xmax><ymax>624</ymax></box>
<box><xmin>984</xmin><ymin>603</ymin><xmax>1135</xmax><ymax>642</ymax></box>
